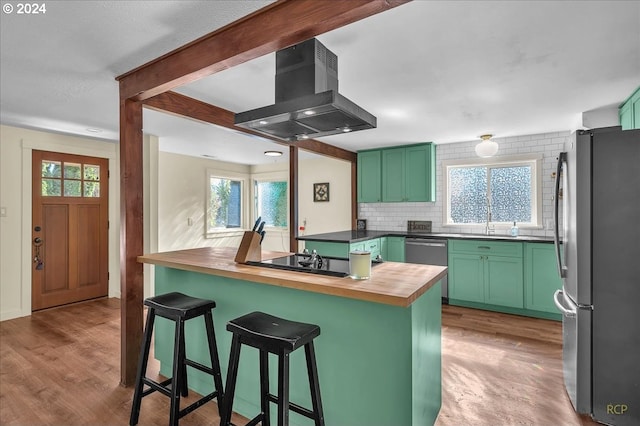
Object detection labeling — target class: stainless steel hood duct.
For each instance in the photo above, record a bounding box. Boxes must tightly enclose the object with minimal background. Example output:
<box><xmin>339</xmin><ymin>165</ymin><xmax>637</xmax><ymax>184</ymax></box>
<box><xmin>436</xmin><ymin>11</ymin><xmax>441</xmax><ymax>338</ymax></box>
<box><xmin>234</xmin><ymin>38</ymin><xmax>377</xmax><ymax>142</ymax></box>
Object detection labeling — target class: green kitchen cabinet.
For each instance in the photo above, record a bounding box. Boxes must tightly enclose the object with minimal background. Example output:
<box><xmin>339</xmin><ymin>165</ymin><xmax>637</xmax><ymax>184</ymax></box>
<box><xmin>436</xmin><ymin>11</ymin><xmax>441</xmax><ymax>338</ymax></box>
<box><xmin>357</xmin><ymin>150</ymin><xmax>382</xmax><ymax>202</ymax></box>
<box><xmin>385</xmin><ymin>236</ymin><xmax>405</xmax><ymax>262</ymax></box>
<box><xmin>484</xmin><ymin>255</ymin><xmax>524</xmax><ymax>308</ymax></box>
<box><xmin>448</xmin><ymin>240</ymin><xmax>524</xmax><ymax>309</ymax></box>
<box><xmin>304</xmin><ymin>241</ymin><xmax>349</xmax><ymax>258</ymax></box>
<box><xmin>304</xmin><ymin>239</ymin><xmax>381</xmax><ymax>259</ymax></box>
<box><xmin>448</xmin><ymin>253</ymin><xmax>485</xmax><ymax>303</ymax></box>
<box><xmin>359</xmin><ymin>143</ymin><xmax>435</xmax><ymax>203</ymax></box>
<box><xmin>359</xmin><ymin>238</ymin><xmax>381</xmax><ymax>259</ymax></box>
<box><xmin>619</xmin><ymin>86</ymin><xmax>640</xmax><ymax>130</ymax></box>
<box><xmin>381</xmin><ymin>147</ymin><xmax>406</xmax><ymax>202</ymax></box>
<box><xmin>381</xmin><ymin>143</ymin><xmax>435</xmax><ymax>202</ymax></box>
<box><xmin>524</xmin><ymin>243</ymin><xmax>563</xmax><ymax>314</ymax></box>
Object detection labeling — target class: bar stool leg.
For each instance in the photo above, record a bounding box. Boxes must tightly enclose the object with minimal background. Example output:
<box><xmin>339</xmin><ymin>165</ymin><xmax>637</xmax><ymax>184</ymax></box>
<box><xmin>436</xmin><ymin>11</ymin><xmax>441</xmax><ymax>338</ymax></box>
<box><xmin>259</xmin><ymin>350</ymin><xmax>271</xmax><ymax>426</ymax></box>
<box><xmin>204</xmin><ymin>311</ymin><xmax>224</xmax><ymax>412</ymax></box>
<box><xmin>221</xmin><ymin>334</ymin><xmax>242</xmax><ymax>426</ymax></box>
<box><xmin>179</xmin><ymin>331</ymin><xmax>188</xmax><ymax>397</ymax></box>
<box><xmin>130</xmin><ymin>309</ymin><xmax>156</xmax><ymax>426</ymax></box>
<box><xmin>169</xmin><ymin>319</ymin><xmax>185</xmax><ymax>426</ymax></box>
<box><xmin>276</xmin><ymin>352</ymin><xmax>290</xmax><ymax>426</ymax></box>
<box><xmin>305</xmin><ymin>342</ymin><xmax>325</xmax><ymax>426</ymax></box>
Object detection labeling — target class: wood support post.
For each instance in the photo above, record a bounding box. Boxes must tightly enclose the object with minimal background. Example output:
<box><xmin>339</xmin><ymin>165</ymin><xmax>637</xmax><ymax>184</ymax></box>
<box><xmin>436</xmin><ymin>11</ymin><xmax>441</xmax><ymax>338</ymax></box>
<box><xmin>119</xmin><ymin>98</ymin><xmax>144</xmax><ymax>387</ymax></box>
<box><xmin>289</xmin><ymin>145</ymin><xmax>299</xmax><ymax>253</ymax></box>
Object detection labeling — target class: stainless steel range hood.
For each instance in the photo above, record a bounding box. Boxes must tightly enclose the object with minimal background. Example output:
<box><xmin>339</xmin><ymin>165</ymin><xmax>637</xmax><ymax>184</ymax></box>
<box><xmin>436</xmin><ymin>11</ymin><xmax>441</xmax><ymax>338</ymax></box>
<box><xmin>234</xmin><ymin>38</ymin><xmax>376</xmax><ymax>142</ymax></box>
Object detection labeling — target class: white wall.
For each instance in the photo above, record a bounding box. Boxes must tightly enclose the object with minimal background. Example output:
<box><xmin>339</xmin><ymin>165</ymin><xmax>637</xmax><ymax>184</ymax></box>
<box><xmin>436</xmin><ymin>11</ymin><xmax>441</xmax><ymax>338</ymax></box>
<box><xmin>0</xmin><ymin>125</ymin><xmax>120</xmax><ymax>320</ymax></box>
<box><xmin>157</xmin><ymin>151</ymin><xmax>251</xmax><ymax>251</ymax></box>
<box><xmin>358</xmin><ymin>131</ymin><xmax>569</xmax><ymax>238</ymax></box>
<box><xmin>156</xmin><ymin>151</ymin><xmax>352</xmax><ymax>254</ymax></box>
<box><xmin>297</xmin><ymin>154</ymin><xmax>352</xmax><ymax>243</ymax></box>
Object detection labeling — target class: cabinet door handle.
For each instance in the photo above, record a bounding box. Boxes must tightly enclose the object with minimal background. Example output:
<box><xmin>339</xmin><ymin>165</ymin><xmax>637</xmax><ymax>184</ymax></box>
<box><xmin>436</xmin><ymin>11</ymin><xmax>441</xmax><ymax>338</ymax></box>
<box><xmin>478</xmin><ymin>246</ymin><xmax>491</xmax><ymax>250</ymax></box>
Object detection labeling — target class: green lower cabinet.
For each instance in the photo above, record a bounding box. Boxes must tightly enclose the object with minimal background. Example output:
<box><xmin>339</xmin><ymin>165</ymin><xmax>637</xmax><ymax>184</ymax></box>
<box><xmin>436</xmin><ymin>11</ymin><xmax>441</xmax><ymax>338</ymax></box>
<box><xmin>385</xmin><ymin>236</ymin><xmax>405</xmax><ymax>262</ymax></box>
<box><xmin>484</xmin><ymin>256</ymin><xmax>523</xmax><ymax>308</ymax></box>
<box><xmin>524</xmin><ymin>243</ymin><xmax>563</xmax><ymax>317</ymax></box>
<box><xmin>360</xmin><ymin>238</ymin><xmax>381</xmax><ymax>259</ymax></box>
<box><xmin>449</xmin><ymin>253</ymin><xmax>522</xmax><ymax>307</ymax></box>
<box><xmin>449</xmin><ymin>239</ymin><xmax>560</xmax><ymax>320</ymax></box>
<box><xmin>448</xmin><ymin>253</ymin><xmax>485</xmax><ymax>303</ymax></box>
<box><xmin>303</xmin><ymin>241</ymin><xmax>349</xmax><ymax>258</ymax></box>
<box><xmin>303</xmin><ymin>238</ymin><xmax>381</xmax><ymax>259</ymax></box>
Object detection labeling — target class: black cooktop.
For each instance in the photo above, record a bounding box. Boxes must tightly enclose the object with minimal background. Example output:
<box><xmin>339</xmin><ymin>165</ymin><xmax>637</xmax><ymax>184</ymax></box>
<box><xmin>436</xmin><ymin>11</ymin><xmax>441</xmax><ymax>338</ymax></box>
<box><xmin>247</xmin><ymin>254</ymin><xmax>381</xmax><ymax>278</ymax></box>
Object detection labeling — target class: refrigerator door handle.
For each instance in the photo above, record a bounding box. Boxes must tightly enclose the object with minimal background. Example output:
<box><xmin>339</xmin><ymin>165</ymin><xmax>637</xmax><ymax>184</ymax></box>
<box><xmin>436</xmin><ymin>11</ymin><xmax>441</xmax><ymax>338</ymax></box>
<box><xmin>553</xmin><ymin>289</ymin><xmax>576</xmax><ymax>318</ymax></box>
<box><xmin>554</xmin><ymin>152</ymin><xmax>567</xmax><ymax>278</ymax></box>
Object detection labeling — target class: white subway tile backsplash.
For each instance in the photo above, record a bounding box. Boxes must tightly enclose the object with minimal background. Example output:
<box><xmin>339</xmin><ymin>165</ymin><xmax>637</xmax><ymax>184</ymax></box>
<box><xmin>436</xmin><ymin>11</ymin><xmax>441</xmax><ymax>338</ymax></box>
<box><xmin>358</xmin><ymin>131</ymin><xmax>569</xmax><ymax>238</ymax></box>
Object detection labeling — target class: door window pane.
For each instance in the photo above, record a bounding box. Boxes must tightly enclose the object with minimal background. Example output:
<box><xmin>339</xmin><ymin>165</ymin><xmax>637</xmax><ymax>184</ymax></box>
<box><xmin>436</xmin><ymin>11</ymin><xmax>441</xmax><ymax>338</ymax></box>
<box><xmin>40</xmin><ymin>159</ymin><xmax>104</xmax><ymax>198</ymax></box>
<box><xmin>84</xmin><ymin>165</ymin><xmax>100</xmax><ymax>181</ymax></box>
<box><xmin>255</xmin><ymin>181</ymin><xmax>288</xmax><ymax>227</ymax></box>
<box><xmin>42</xmin><ymin>179</ymin><xmax>61</xmax><ymax>196</ymax></box>
<box><xmin>42</xmin><ymin>161</ymin><xmax>61</xmax><ymax>178</ymax></box>
<box><xmin>84</xmin><ymin>182</ymin><xmax>100</xmax><ymax>197</ymax></box>
<box><xmin>64</xmin><ymin>163</ymin><xmax>82</xmax><ymax>179</ymax></box>
<box><xmin>64</xmin><ymin>180</ymin><xmax>82</xmax><ymax>197</ymax></box>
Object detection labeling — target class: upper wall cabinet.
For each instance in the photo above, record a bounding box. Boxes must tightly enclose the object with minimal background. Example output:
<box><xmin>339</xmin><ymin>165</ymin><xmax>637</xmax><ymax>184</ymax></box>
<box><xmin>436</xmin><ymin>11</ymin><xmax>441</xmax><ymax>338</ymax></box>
<box><xmin>357</xmin><ymin>150</ymin><xmax>382</xmax><ymax>202</ymax></box>
<box><xmin>358</xmin><ymin>143</ymin><xmax>436</xmax><ymax>203</ymax></box>
<box><xmin>619</xmin><ymin>86</ymin><xmax>640</xmax><ymax>130</ymax></box>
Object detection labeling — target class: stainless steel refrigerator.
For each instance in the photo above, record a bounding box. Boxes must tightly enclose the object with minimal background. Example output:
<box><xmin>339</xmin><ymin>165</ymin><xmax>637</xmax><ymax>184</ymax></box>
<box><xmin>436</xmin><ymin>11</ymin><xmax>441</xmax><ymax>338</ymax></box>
<box><xmin>553</xmin><ymin>126</ymin><xmax>640</xmax><ymax>426</ymax></box>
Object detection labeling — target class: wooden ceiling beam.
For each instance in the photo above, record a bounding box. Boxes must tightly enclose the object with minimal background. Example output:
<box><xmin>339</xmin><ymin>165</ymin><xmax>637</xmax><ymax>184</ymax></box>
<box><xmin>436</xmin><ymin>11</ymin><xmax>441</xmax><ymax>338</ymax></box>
<box><xmin>117</xmin><ymin>0</ymin><xmax>410</xmax><ymax>101</ymax></box>
<box><xmin>144</xmin><ymin>91</ymin><xmax>357</xmax><ymax>162</ymax></box>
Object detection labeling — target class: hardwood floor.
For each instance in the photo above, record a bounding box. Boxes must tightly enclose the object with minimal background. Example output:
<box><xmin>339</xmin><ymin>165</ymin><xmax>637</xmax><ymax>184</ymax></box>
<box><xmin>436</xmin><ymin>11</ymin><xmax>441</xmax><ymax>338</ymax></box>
<box><xmin>437</xmin><ymin>305</ymin><xmax>597</xmax><ymax>426</ymax></box>
<box><xmin>0</xmin><ymin>298</ymin><xmax>598</xmax><ymax>425</ymax></box>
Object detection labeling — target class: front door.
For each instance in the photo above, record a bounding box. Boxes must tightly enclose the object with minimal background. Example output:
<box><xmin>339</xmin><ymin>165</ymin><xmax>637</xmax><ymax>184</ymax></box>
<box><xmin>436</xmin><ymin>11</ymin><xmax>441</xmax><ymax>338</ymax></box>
<box><xmin>32</xmin><ymin>150</ymin><xmax>109</xmax><ymax>310</ymax></box>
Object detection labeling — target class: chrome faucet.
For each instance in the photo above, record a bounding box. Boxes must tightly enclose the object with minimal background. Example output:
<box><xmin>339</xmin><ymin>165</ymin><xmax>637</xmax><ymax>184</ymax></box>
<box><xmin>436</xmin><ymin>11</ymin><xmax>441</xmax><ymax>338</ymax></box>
<box><xmin>485</xmin><ymin>196</ymin><xmax>495</xmax><ymax>235</ymax></box>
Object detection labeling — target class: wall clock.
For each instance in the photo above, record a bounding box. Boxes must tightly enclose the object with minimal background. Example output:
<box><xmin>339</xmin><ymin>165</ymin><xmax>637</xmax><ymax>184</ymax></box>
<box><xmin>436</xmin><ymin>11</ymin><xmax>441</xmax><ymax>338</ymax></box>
<box><xmin>313</xmin><ymin>182</ymin><xmax>330</xmax><ymax>202</ymax></box>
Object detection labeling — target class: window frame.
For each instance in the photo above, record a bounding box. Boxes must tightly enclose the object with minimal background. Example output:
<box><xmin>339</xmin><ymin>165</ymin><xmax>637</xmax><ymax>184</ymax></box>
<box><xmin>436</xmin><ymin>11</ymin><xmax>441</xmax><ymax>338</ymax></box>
<box><xmin>205</xmin><ymin>169</ymin><xmax>248</xmax><ymax>237</ymax></box>
<box><xmin>442</xmin><ymin>154</ymin><xmax>543</xmax><ymax>229</ymax></box>
<box><xmin>252</xmin><ymin>172</ymin><xmax>290</xmax><ymax>231</ymax></box>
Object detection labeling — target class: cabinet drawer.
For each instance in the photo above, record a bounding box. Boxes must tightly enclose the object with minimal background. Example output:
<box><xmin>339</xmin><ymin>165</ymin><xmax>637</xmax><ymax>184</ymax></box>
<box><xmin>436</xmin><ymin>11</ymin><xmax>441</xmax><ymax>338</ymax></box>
<box><xmin>362</xmin><ymin>238</ymin><xmax>380</xmax><ymax>254</ymax></box>
<box><xmin>449</xmin><ymin>239</ymin><xmax>523</xmax><ymax>257</ymax></box>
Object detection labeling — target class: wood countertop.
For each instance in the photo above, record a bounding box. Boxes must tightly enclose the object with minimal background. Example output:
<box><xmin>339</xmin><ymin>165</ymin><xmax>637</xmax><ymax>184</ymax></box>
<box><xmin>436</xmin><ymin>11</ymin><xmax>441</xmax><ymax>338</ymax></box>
<box><xmin>138</xmin><ymin>247</ymin><xmax>447</xmax><ymax>307</ymax></box>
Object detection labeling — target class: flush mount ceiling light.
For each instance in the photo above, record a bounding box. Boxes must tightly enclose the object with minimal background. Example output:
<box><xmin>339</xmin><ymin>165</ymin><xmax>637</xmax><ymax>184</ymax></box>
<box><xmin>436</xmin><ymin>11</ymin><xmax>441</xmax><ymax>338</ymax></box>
<box><xmin>475</xmin><ymin>134</ymin><xmax>499</xmax><ymax>158</ymax></box>
<box><xmin>264</xmin><ymin>150</ymin><xmax>283</xmax><ymax>157</ymax></box>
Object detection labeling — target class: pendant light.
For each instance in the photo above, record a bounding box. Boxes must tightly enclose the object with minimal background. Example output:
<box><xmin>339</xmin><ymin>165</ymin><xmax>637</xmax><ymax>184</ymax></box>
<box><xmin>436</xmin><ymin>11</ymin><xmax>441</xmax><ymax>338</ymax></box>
<box><xmin>475</xmin><ymin>134</ymin><xmax>499</xmax><ymax>158</ymax></box>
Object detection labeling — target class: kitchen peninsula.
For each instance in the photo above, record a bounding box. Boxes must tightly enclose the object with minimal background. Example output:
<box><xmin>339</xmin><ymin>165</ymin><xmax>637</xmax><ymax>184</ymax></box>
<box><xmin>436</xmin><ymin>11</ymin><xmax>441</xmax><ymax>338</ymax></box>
<box><xmin>138</xmin><ymin>247</ymin><xmax>447</xmax><ymax>426</ymax></box>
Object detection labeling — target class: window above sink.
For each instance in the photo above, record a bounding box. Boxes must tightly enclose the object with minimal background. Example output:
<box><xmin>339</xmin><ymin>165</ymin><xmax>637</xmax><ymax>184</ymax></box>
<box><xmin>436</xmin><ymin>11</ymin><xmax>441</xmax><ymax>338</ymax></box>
<box><xmin>443</xmin><ymin>154</ymin><xmax>543</xmax><ymax>229</ymax></box>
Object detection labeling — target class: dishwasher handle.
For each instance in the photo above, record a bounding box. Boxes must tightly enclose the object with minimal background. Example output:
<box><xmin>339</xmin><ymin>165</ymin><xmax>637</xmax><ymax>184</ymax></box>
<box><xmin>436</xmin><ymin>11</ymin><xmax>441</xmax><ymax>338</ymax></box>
<box><xmin>405</xmin><ymin>239</ymin><xmax>447</xmax><ymax>248</ymax></box>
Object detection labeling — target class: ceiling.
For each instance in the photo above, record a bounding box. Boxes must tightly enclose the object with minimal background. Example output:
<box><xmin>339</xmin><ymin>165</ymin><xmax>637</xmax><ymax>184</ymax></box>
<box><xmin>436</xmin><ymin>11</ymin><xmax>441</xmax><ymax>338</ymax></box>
<box><xmin>2</xmin><ymin>1</ymin><xmax>639</xmax><ymax>165</ymax></box>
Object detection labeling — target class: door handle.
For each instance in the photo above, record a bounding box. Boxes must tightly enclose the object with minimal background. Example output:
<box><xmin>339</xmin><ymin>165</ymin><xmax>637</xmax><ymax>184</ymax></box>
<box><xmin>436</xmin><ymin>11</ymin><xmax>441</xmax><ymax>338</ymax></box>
<box><xmin>554</xmin><ymin>153</ymin><xmax>567</xmax><ymax>278</ymax></box>
<box><xmin>553</xmin><ymin>290</ymin><xmax>576</xmax><ymax>318</ymax></box>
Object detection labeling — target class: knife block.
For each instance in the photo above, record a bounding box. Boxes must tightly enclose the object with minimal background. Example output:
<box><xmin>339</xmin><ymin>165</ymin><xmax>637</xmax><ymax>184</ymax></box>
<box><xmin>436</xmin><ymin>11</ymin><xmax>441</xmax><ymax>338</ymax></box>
<box><xmin>235</xmin><ymin>231</ymin><xmax>262</xmax><ymax>263</ymax></box>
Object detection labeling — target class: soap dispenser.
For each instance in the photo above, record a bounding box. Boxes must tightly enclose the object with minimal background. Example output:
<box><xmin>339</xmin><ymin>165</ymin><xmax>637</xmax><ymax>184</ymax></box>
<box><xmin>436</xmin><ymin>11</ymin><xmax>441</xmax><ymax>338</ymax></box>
<box><xmin>510</xmin><ymin>222</ymin><xmax>519</xmax><ymax>237</ymax></box>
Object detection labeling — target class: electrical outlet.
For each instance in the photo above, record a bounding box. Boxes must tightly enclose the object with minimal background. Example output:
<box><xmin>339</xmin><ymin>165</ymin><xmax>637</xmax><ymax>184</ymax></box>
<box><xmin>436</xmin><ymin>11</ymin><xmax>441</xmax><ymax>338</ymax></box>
<box><xmin>545</xmin><ymin>219</ymin><xmax>553</xmax><ymax>230</ymax></box>
<box><xmin>187</xmin><ymin>217</ymin><xmax>193</xmax><ymax>226</ymax></box>
<box><xmin>0</xmin><ymin>207</ymin><xmax>6</xmax><ymax>217</ymax></box>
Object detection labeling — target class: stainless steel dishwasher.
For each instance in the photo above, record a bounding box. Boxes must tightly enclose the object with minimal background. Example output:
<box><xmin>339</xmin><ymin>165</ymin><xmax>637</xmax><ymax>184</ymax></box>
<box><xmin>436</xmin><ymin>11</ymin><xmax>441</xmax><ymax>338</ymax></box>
<box><xmin>405</xmin><ymin>238</ymin><xmax>448</xmax><ymax>302</ymax></box>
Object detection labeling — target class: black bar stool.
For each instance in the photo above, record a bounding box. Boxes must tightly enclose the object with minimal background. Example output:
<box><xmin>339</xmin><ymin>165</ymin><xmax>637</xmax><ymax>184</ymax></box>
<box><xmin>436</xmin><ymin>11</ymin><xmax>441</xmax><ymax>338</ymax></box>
<box><xmin>220</xmin><ymin>311</ymin><xmax>325</xmax><ymax>426</ymax></box>
<box><xmin>129</xmin><ymin>292</ymin><xmax>225</xmax><ymax>426</ymax></box>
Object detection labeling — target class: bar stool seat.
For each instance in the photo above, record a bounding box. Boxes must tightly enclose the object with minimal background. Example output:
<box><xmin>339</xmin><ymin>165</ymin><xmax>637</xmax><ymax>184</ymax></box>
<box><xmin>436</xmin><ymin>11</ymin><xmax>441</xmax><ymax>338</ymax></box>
<box><xmin>129</xmin><ymin>292</ymin><xmax>224</xmax><ymax>426</ymax></box>
<box><xmin>220</xmin><ymin>311</ymin><xmax>325</xmax><ymax>426</ymax></box>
